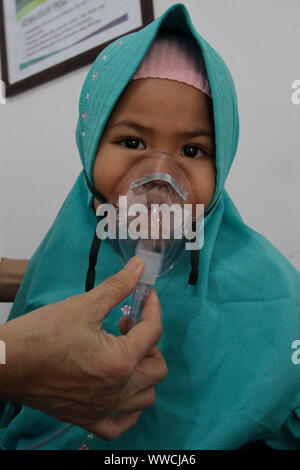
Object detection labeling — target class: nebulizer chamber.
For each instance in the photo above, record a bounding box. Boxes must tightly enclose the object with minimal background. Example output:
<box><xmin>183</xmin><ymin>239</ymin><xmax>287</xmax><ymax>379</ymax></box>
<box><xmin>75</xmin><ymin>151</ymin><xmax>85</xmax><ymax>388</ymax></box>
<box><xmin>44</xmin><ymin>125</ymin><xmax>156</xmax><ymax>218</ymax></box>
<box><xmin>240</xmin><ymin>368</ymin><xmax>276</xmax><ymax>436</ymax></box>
<box><xmin>109</xmin><ymin>152</ymin><xmax>194</xmax><ymax>327</ymax></box>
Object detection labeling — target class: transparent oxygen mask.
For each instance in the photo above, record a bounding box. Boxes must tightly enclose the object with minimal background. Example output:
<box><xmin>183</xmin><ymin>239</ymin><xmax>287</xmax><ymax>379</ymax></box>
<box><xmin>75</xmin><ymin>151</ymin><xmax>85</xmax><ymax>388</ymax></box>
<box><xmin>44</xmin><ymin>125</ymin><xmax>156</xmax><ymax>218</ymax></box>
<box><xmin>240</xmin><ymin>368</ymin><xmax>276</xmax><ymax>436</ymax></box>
<box><xmin>102</xmin><ymin>152</ymin><xmax>197</xmax><ymax>327</ymax></box>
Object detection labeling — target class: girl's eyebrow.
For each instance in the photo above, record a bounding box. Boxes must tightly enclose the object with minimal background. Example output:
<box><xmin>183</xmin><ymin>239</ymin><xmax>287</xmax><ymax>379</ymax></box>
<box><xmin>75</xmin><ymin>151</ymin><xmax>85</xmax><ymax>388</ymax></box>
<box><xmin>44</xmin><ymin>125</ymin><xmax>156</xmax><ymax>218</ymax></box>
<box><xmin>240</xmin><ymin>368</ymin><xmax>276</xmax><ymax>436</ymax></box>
<box><xmin>108</xmin><ymin>119</ymin><xmax>215</xmax><ymax>138</ymax></box>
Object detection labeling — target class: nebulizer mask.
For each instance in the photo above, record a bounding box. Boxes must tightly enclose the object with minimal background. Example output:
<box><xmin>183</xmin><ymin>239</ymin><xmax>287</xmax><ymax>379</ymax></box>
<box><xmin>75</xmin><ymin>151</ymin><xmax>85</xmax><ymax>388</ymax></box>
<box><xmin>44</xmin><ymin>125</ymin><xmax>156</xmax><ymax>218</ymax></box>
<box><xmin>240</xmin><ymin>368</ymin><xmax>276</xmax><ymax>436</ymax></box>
<box><xmin>99</xmin><ymin>151</ymin><xmax>200</xmax><ymax>327</ymax></box>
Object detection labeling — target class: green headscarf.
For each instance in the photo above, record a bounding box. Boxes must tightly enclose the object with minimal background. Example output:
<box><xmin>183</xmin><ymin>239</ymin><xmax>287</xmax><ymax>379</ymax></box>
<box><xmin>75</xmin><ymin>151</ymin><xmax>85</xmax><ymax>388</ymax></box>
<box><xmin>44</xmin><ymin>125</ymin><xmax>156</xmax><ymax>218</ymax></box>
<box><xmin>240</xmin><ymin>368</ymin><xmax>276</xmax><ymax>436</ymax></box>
<box><xmin>1</xmin><ymin>3</ymin><xmax>300</xmax><ymax>450</ymax></box>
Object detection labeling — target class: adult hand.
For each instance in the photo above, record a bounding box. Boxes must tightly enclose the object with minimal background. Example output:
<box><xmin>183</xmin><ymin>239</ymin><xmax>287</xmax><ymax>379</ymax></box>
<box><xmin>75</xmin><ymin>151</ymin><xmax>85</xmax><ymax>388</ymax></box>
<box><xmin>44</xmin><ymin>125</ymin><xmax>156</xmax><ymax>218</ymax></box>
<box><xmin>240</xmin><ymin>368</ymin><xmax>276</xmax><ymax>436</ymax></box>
<box><xmin>0</xmin><ymin>256</ymin><xmax>168</xmax><ymax>440</ymax></box>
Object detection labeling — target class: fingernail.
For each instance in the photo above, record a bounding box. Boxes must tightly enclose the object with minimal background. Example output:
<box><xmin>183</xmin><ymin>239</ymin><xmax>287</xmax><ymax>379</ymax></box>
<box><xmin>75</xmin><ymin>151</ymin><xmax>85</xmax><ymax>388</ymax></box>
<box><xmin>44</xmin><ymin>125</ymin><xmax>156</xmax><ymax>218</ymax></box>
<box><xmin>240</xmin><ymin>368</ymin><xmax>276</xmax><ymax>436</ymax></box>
<box><xmin>125</xmin><ymin>256</ymin><xmax>143</xmax><ymax>272</ymax></box>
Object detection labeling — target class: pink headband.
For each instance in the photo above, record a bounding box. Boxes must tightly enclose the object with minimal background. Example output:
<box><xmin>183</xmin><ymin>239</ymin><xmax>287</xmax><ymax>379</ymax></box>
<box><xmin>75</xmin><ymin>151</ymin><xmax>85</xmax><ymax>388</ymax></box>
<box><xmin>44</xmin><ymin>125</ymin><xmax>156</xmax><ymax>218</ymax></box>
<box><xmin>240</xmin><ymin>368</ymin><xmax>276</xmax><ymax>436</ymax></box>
<box><xmin>131</xmin><ymin>31</ymin><xmax>212</xmax><ymax>97</ymax></box>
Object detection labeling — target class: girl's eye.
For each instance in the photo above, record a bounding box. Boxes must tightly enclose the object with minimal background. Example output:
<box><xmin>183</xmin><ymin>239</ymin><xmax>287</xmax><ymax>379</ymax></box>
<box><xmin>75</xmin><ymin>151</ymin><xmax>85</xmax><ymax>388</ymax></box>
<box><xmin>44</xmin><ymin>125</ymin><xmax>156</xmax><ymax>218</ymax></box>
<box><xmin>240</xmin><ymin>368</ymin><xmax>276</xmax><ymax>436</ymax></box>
<box><xmin>181</xmin><ymin>145</ymin><xmax>207</xmax><ymax>159</ymax></box>
<box><xmin>118</xmin><ymin>140</ymin><xmax>209</xmax><ymax>158</ymax></box>
<box><xmin>120</xmin><ymin>139</ymin><xmax>146</xmax><ymax>150</ymax></box>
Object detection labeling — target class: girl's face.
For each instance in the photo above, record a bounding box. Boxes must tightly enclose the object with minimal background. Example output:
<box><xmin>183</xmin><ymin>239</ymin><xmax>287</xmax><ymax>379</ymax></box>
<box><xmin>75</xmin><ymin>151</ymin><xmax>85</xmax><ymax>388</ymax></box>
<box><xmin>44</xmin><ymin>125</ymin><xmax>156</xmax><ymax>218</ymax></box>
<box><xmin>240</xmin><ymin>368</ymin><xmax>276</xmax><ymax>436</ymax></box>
<box><xmin>93</xmin><ymin>78</ymin><xmax>216</xmax><ymax>211</ymax></box>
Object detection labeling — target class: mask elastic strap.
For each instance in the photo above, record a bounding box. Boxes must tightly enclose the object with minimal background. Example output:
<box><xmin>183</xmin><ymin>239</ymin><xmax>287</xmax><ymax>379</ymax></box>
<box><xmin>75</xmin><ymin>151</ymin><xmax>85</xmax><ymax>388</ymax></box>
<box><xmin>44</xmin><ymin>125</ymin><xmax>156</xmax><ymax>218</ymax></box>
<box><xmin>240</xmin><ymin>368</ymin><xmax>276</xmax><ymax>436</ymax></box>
<box><xmin>188</xmin><ymin>240</ymin><xmax>200</xmax><ymax>285</ymax></box>
<box><xmin>84</xmin><ymin>171</ymin><xmax>107</xmax><ymax>204</ymax></box>
<box><xmin>85</xmin><ymin>216</ymin><xmax>104</xmax><ymax>292</ymax></box>
<box><xmin>188</xmin><ymin>192</ymin><xmax>222</xmax><ymax>286</ymax></box>
<box><xmin>84</xmin><ymin>172</ymin><xmax>108</xmax><ymax>291</ymax></box>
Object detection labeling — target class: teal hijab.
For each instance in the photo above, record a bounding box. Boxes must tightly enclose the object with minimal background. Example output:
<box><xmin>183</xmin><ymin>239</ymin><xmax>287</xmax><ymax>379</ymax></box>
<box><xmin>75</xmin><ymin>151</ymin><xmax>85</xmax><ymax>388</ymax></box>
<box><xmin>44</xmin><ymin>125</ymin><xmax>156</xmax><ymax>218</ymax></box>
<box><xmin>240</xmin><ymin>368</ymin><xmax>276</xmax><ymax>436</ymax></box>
<box><xmin>1</xmin><ymin>3</ymin><xmax>300</xmax><ymax>450</ymax></box>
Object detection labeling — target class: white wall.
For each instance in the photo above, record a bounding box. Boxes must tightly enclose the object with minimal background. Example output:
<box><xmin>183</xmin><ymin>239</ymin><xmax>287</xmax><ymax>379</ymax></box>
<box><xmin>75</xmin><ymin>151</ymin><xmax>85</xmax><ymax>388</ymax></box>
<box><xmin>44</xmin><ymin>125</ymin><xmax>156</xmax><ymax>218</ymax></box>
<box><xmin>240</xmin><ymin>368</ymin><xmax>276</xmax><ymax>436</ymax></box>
<box><xmin>1</xmin><ymin>0</ymin><xmax>299</xmax><ymax>322</ymax></box>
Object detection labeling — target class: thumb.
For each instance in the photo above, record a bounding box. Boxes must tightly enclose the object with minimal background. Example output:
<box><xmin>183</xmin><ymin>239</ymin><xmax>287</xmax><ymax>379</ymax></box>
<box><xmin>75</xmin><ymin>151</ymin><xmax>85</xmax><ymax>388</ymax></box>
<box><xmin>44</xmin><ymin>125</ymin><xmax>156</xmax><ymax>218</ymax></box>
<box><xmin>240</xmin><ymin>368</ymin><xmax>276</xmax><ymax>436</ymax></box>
<box><xmin>87</xmin><ymin>256</ymin><xmax>144</xmax><ymax>321</ymax></box>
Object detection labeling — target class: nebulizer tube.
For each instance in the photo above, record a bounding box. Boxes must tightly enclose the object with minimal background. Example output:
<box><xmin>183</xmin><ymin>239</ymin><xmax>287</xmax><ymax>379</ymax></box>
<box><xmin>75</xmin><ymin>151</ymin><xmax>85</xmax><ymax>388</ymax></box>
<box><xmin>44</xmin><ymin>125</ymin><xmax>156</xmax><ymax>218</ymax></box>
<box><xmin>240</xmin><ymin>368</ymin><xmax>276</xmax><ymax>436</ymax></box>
<box><xmin>129</xmin><ymin>238</ymin><xmax>165</xmax><ymax>327</ymax></box>
<box><xmin>130</xmin><ymin>282</ymin><xmax>150</xmax><ymax>327</ymax></box>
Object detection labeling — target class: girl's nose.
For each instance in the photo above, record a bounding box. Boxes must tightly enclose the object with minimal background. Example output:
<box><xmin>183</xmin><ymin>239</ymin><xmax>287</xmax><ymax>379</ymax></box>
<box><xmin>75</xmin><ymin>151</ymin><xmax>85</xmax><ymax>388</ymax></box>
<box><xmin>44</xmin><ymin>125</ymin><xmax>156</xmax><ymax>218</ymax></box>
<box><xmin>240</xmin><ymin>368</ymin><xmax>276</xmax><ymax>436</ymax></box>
<box><xmin>146</xmin><ymin>150</ymin><xmax>173</xmax><ymax>158</ymax></box>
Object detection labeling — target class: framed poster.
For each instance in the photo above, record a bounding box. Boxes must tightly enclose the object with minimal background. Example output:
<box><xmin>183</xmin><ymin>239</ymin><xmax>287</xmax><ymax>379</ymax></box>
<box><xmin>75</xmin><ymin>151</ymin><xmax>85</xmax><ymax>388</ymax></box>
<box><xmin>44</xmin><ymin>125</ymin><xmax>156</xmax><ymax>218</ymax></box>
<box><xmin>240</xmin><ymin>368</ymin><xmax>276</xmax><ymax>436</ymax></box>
<box><xmin>0</xmin><ymin>0</ymin><xmax>154</xmax><ymax>96</ymax></box>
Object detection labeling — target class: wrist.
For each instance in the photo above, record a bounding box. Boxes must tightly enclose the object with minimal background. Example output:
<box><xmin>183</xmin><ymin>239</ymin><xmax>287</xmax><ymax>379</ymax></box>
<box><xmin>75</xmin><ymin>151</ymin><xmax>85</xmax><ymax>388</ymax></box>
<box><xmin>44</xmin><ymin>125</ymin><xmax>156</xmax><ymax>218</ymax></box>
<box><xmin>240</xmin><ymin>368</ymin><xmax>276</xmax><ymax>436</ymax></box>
<box><xmin>0</xmin><ymin>307</ymin><xmax>52</xmax><ymax>404</ymax></box>
<box><xmin>0</xmin><ymin>316</ymin><xmax>34</xmax><ymax>402</ymax></box>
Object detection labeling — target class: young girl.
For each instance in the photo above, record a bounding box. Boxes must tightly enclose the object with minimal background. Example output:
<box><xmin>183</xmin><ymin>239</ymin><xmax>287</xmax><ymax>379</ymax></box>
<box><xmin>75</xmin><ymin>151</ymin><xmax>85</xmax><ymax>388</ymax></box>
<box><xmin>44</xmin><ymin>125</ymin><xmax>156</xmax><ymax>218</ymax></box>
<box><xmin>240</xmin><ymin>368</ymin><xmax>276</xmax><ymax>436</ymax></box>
<box><xmin>1</xmin><ymin>3</ymin><xmax>300</xmax><ymax>450</ymax></box>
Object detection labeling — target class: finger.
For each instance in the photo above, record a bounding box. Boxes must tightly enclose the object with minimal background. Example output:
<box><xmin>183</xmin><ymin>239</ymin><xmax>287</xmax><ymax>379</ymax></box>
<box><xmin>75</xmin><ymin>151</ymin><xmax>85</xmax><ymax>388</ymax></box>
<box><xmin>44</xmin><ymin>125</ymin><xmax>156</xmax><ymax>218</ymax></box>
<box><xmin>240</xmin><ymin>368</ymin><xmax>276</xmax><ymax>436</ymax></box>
<box><xmin>88</xmin><ymin>256</ymin><xmax>144</xmax><ymax>321</ymax></box>
<box><xmin>125</xmin><ymin>347</ymin><xmax>168</xmax><ymax>397</ymax></box>
<box><xmin>143</xmin><ymin>344</ymin><xmax>166</xmax><ymax>364</ymax></box>
<box><xmin>124</xmin><ymin>289</ymin><xmax>163</xmax><ymax>364</ymax></box>
<box><xmin>89</xmin><ymin>411</ymin><xmax>141</xmax><ymax>441</ymax></box>
<box><xmin>119</xmin><ymin>316</ymin><xmax>164</xmax><ymax>362</ymax></box>
<box><xmin>119</xmin><ymin>315</ymin><xmax>167</xmax><ymax>394</ymax></box>
<box><xmin>115</xmin><ymin>387</ymin><xmax>156</xmax><ymax>414</ymax></box>
<box><xmin>119</xmin><ymin>315</ymin><xmax>130</xmax><ymax>335</ymax></box>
